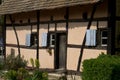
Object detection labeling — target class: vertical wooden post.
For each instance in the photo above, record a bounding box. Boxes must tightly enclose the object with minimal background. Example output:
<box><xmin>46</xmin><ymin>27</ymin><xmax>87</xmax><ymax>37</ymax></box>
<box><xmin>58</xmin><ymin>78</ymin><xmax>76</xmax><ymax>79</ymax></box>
<box><xmin>65</xmin><ymin>7</ymin><xmax>69</xmax><ymax>70</ymax></box>
<box><xmin>36</xmin><ymin>10</ymin><xmax>40</xmax><ymax>59</ymax></box>
<box><xmin>107</xmin><ymin>0</ymin><xmax>116</xmax><ymax>55</ymax></box>
<box><xmin>47</xmin><ymin>23</ymin><xmax>50</xmax><ymax>47</ymax></box>
<box><xmin>3</xmin><ymin>15</ymin><xmax>6</xmax><ymax>59</ymax></box>
<box><xmin>47</xmin><ymin>23</ymin><xmax>50</xmax><ymax>34</ymax></box>
<box><xmin>54</xmin><ymin>22</ymin><xmax>57</xmax><ymax>69</ymax></box>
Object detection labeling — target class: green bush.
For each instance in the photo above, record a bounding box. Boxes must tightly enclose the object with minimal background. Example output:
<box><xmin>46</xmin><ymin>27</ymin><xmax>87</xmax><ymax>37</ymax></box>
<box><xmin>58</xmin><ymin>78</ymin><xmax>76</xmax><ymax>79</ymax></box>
<box><xmin>4</xmin><ymin>70</ymin><xmax>17</xmax><ymax>80</ymax></box>
<box><xmin>30</xmin><ymin>58</ymin><xmax>34</xmax><ymax>68</ymax></box>
<box><xmin>35</xmin><ymin>59</ymin><xmax>40</xmax><ymax>69</ymax></box>
<box><xmin>82</xmin><ymin>54</ymin><xmax>120</xmax><ymax>80</ymax></box>
<box><xmin>30</xmin><ymin>58</ymin><xmax>40</xmax><ymax>69</ymax></box>
<box><xmin>5</xmin><ymin>53</ymin><xmax>27</xmax><ymax>70</ymax></box>
<box><xmin>29</xmin><ymin>70</ymin><xmax>48</xmax><ymax>80</ymax></box>
<box><xmin>17</xmin><ymin>68</ymin><xmax>29</xmax><ymax>80</ymax></box>
<box><xmin>4</xmin><ymin>68</ymin><xmax>48</xmax><ymax>80</ymax></box>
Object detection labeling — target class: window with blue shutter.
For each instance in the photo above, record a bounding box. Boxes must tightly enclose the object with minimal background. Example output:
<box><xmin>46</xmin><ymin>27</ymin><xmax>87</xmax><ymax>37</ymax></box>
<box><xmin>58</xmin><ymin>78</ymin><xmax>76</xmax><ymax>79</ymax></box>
<box><xmin>86</xmin><ymin>29</ymin><xmax>96</xmax><ymax>46</ymax></box>
<box><xmin>41</xmin><ymin>33</ymin><xmax>47</xmax><ymax>47</ymax></box>
<box><xmin>25</xmin><ymin>32</ymin><xmax>38</xmax><ymax>47</ymax></box>
<box><xmin>25</xmin><ymin>34</ymin><xmax>31</xmax><ymax>46</ymax></box>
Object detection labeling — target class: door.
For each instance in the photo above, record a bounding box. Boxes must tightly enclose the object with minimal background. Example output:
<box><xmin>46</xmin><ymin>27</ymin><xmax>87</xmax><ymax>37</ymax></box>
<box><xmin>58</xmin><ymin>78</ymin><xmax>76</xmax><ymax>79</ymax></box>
<box><xmin>55</xmin><ymin>33</ymin><xmax>67</xmax><ymax>69</ymax></box>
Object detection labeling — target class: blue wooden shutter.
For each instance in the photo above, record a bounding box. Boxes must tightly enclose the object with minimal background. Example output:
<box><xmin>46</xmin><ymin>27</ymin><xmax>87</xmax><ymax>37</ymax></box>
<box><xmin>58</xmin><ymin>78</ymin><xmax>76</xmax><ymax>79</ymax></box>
<box><xmin>86</xmin><ymin>30</ymin><xmax>91</xmax><ymax>46</ymax></box>
<box><xmin>41</xmin><ymin>33</ymin><xmax>47</xmax><ymax>47</ymax></box>
<box><xmin>86</xmin><ymin>29</ymin><xmax>96</xmax><ymax>46</ymax></box>
<box><xmin>90</xmin><ymin>30</ymin><xmax>96</xmax><ymax>46</ymax></box>
<box><xmin>25</xmin><ymin>34</ymin><xmax>31</xmax><ymax>46</ymax></box>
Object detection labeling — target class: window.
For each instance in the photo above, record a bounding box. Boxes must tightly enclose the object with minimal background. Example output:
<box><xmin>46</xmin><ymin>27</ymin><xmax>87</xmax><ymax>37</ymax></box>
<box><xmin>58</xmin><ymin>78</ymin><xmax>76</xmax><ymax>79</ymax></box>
<box><xmin>25</xmin><ymin>32</ymin><xmax>37</xmax><ymax>47</ymax></box>
<box><xmin>31</xmin><ymin>32</ymin><xmax>37</xmax><ymax>47</ymax></box>
<box><xmin>50</xmin><ymin>33</ymin><xmax>55</xmax><ymax>47</ymax></box>
<box><xmin>86</xmin><ymin>29</ymin><xmax>108</xmax><ymax>47</ymax></box>
<box><xmin>101</xmin><ymin>30</ymin><xmax>108</xmax><ymax>46</ymax></box>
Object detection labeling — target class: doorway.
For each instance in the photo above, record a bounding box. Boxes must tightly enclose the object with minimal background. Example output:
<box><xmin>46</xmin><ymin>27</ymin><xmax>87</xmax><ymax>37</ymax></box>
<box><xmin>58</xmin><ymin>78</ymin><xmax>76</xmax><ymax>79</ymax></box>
<box><xmin>55</xmin><ymin>33</ymin><xmax>67</xmax><ymax>69</ymax></box>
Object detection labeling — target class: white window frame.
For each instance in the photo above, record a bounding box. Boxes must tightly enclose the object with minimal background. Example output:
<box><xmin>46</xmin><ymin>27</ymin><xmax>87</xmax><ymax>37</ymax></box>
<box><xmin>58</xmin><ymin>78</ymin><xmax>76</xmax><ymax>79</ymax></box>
<box><xmin>101</xmin><ymin>30</ymin><xmax>108</xmax><ymax>46</ymax></box>
<box><xmin>50</xmin><ymin>34</ymin><xmax>55</xmax><ymax>47</ymax></box>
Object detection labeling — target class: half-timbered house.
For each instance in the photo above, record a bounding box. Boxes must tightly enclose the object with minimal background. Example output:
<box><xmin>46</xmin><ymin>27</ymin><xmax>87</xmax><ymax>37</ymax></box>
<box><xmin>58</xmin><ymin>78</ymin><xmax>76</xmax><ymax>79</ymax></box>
<box><xmin>0</xmin><ymin>0</ymin><xmax>119</xmax><ymax>72</ymax></box>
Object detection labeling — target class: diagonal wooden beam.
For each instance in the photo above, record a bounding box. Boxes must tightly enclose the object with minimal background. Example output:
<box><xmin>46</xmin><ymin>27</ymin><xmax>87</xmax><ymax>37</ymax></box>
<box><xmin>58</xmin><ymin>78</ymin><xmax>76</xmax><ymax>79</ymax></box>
<box><xmin>9</xmin><ymin>15</ymin><xmax>21</xmax><ymax>57</ymax></box>
<box><xmin>77</xmin><ymin>2</ymin><xmax>102</xmax><ymax>71</ymax></box>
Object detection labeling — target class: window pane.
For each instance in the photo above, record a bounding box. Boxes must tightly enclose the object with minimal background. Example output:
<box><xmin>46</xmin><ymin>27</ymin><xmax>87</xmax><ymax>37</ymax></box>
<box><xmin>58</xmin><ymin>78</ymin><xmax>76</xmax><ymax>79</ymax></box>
<box><xmin>52</xmin><ymin>41</ymin><xmax>55</xmax><ymax>45</ymax></box>
<box><xmin>52</xmin><ymin>34</ymin><xmax>55</xmax><ymax>39</ymax></box>
<box><xmin>102</xmin><ymin>31</ymin><xmax>107</xmax><ymax>37</ymax></box>
<box><xmin>102</xmin><ymin>39</ymin><xmax>107</xmax><ymax>45</ymax></box>
<box><xmin>50</xmin><ymin>33</ymin><xmax>55</xmax><ymax>47</ymax></box>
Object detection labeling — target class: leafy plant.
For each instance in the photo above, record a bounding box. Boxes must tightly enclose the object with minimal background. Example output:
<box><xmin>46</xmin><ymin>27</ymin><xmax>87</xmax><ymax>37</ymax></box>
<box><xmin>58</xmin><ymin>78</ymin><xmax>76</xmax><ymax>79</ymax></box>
<box><xmin>29</xmin><ymin>70</ymin><xmax>48</xmax><ymax>80</ymax></box>
<box><xmin>30</xmin><ymin>58</ymin><xmax>34</xmax><ymax>68</ymax></box>
<box><xmin>0</xmin><ymin>60</ymin><xmax>4</xmax><ymax>70</ymax></box>
<box><xmin>35</xmin><ymin>59</ymin><xmax>40</xmax><ymax>69</ymax></box>
<box><xmin>4</xmin><ymin>70</ymin><xmax>17</xmax><ymax>80</ymax></box>
<box><xmin>29</xmin><ymin>58</ymin><xmax>48</xmax><ymax>80</ymax></box>
<box><xmin>5</xmin><ymin>52</ymin><xmax>28</xmax><ymax>70</ymax></box>
<box><xmin>46</xmin><ymin>49</ymin><xmax>52</xmax><ymax>56</ymax></box>
<box><xmin>30</xmin><ymin>58</ymin><xmax>40</xmax><ymax>69</ymax></box>
<box><xmin>4</xmin><ymin>57</ymin><xmax>48</xmax><ymax>80</ymax></box>
<box><xmin>17</xmin><ymin>68</ymin><xmax>29</xmax><ymax>80</ymax></box>
<box><xmin>82</xmin><ymin>54</ymin><xmax>120</xmax><ymax>80</ymax></box>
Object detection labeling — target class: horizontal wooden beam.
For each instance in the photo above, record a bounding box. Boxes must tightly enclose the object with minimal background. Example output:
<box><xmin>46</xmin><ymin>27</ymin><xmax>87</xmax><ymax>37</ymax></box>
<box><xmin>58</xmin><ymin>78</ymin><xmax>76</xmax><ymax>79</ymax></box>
<box><xmin>6</xmin><ymin>17</ymin><xmax>108</xmax><ymax>27</ymax></box>
<box><xmin>6</xmin><ymin>43</ymin><xmax>107</xmax><ymax>50</ymax></box>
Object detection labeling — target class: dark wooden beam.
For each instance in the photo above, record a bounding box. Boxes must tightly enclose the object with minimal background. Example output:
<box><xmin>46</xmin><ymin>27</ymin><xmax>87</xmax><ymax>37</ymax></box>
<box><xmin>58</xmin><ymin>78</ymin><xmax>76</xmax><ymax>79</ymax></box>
<box><xmin>9</xmin><ymin>15</ymin><xmax>21</xmax><ymax>57</ymax></box>
<box><xmin>77</xmin><ymin>2</ymin><xmax>101</xmax><ymax>71</ymax></box>
<box><xmin>6</xmin><ymin>43</ymin><xmax>107</xmax><ymax>50</ymax></box>
<box><xmin>6</xmin><ymin>17</ymin><xmax>108</xmax><ymax>27</ymax></box>
<box><xmin>3</xmin><ymin>15</ymin><xmax>6</xmax><ymax>59</ymax></box>
<box><xmin>65</xmin><ymin>7</ymin><xmax>69</xmax><ymax>70</ymax></box>
<box><xmin>107</xmin><ymin>0</ymin><xmax>116</xmax><ymax>55</ymax></box>
<box><xmin>36</xmin><ymin>10</ymin><xmax>40</xmax><ymax>59</ymax></box>
<box><xmin>54</xmin><ymin>23</ymin><xmax>57</xmax><ymax>69</ymax></box>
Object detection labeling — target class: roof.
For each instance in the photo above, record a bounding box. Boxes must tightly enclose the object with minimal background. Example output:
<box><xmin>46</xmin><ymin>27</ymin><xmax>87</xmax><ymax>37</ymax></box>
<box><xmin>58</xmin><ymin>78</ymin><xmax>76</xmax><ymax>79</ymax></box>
<box><xmin>0</xmin><ymin>0</ymin><xmax>100</xmax><ymax>15</ymax></box>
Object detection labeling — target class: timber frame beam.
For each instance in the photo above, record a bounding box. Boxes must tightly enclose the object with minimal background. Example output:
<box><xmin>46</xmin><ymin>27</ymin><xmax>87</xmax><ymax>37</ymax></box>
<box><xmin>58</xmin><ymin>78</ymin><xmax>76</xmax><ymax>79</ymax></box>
<box><xmin>107</xmin><ymin>0</ymin><xmax>116</xmax><ymax>55</ymax></box>
<box><xmin>9</xmin><ymin>15</ymin><xmax>21</xmax><ymax>57</ymax></box>
<box><xmin>36</xmin><ymin>10</ymin><xmax>40</xmax><ymax>59</ymax></box>
<box><xmin>77</xmin><ymin>1</ymin><xmax>103</xmax><ymax>71</ymax></box>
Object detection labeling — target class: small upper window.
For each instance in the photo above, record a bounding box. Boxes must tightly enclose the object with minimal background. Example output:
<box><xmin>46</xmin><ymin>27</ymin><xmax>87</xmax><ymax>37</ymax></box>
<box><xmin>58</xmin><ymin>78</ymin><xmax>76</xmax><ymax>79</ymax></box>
<box><xmin>50</xmin><ymin>33</ymin><xmax>55</xmax><ymax>47</ymax></box>
<box><xmin>101</xmin><ymin>30</ymin><xmax>108</xmax><ymax>46</ymax></box>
